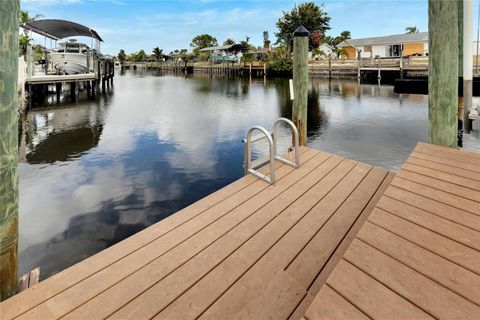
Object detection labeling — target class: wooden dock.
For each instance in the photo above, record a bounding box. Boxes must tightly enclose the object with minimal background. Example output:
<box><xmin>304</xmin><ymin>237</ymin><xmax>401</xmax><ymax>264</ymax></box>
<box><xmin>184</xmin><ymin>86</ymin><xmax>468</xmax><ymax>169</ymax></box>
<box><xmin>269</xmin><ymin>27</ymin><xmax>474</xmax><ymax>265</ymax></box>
<box><xmin>304</xmin><ymin>142</ymin><xmax>480</xmax><ymax>319</ymax></box>
<box><xmin>0</xmin><ymin>147</ymin><xmax>392</xmax><ymax>319</ymax></box>
<box><xmin>1</xmin><ymin>143</ymin><xmax>479</xmax><ymax>319</ymax></box>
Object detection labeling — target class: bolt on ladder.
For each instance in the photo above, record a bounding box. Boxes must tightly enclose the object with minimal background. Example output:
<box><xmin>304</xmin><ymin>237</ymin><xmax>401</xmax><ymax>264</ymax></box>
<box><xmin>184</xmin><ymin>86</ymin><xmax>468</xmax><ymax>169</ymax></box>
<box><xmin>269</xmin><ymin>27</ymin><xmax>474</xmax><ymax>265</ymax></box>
<box><xmin>243</xmin><ymin>118</ymin><xmax>300</xmax><ymax>184</ymax></box>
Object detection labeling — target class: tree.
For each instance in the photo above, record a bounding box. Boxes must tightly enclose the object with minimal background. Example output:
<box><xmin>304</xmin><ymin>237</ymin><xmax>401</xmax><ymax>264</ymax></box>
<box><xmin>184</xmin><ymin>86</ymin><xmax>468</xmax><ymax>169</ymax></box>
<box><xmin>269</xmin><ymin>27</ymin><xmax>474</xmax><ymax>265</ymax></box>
<box><xmin>275</xmin><ymin>2</ymin><xmax>331</xmax><ymax>50</ymax></box>
<box><xmin>223</xmin><ymin>38</ymin><xmax>235</xmax><ymax>45</ymax></box>
<box><xmin>263</xmin><ymin>31</ymin><xmax>270</xmax><ymax>48</ymax></box>
<box><xmin>118</xmin><ymin>49</ymin><xmax>126</xmax><ymax>63</ymax></box>
<box><xmin>152</xmin><ymin>47</ymin><xmax>163</xmax><ymax>62</ymax></box>
<box><xmin>190</xmin><ymin>34</ymin><xmax>217</xmax><ymax>55</ymax></box>
<box><xmin>137</xmin><ymin>49</ymin><xmax>147</xmax><ymax>61</ymax></box>
<box><xmin>324</xmin><ymin>31</ymin><xmax>351</xmax><ymax>48</ymax></box>
<box><xmin>128</xmin><ymin>50</ymin><xmax>148</xmax><ymax>62</ymax></box>
<box><xmin>310</xmin><ymin>29</ymin><xmax>323</xmax><ymax>48</ymax></box>
<box><xmin>238</xmin><ymin>40</ymin><xmax>254</xmax><ymax>54</ymax></box>
<box><xmin>340</xmin><ymin>30</ymin><xmax>351</xmax><ymax>40</ymax></box>
<box><xmin>19</xmin><ymin>10</ymin><xmax>43</xmax><ymax>56</ymax></box>
<box><xmin>405</xmin><ymin>26</ymin><xmax>419</xmax><ymax>34</ymax></box>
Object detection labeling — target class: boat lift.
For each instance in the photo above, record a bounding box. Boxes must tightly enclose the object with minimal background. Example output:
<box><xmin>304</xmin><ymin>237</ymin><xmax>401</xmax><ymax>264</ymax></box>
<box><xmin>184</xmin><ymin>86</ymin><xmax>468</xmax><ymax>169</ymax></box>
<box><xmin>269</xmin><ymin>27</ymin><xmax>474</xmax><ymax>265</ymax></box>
<box><xmin>243</xmin><ymin>118</ymin><xmax>300</xmax><ymax>184</ymax></box>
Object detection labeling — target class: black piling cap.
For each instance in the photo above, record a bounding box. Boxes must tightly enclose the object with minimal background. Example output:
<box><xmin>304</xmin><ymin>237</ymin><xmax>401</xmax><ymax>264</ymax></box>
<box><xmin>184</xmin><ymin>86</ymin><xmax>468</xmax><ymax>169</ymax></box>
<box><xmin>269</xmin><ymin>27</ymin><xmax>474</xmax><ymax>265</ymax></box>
<box><xmin>293</xmin><ymin>26</ymin><xmax>310</xmax><ymax>37</ymax></box>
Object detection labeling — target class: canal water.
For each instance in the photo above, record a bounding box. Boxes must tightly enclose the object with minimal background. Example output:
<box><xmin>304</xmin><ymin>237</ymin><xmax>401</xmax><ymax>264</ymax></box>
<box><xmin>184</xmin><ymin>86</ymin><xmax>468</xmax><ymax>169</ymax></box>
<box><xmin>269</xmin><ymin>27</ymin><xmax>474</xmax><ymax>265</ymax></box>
<box><xmin>18</xmin><ymin>70</ymin><xmax>476</xmax><ymax>279</ymax></box>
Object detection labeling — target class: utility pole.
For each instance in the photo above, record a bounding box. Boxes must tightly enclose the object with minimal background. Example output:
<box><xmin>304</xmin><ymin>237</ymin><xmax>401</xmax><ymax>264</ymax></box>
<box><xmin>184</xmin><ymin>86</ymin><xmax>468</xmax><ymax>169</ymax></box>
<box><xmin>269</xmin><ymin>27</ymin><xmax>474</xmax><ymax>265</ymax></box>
<box><xmin>292</xmin><ymin>26</ymin><xmax>309</xmax><ymax>146</ymax></box>
<box><xmin>428</xmin><ymin>0</ymin><xmax>458</xmax><ymax>147</ymax></box>
<box><xmin>0</xmin><ymin>0</ymin><xmax>20</xmax><ymax>300</ymax></box>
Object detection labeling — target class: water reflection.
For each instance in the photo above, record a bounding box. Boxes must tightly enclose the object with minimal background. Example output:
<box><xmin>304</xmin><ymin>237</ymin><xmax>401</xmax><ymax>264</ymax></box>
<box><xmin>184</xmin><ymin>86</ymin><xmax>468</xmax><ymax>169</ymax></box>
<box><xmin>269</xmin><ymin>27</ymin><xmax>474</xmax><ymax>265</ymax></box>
<box><xmin>19</xmin><ymin>71</ymin><xmax>435</xmax><ymax>280</ymax></box>
<box><xmin>307</xmin><ymin>78</ymin><xmax>429</xmax><ymax>169</ymax></box>
<box><xmin>23</xmin><ymin>104</ymin><xmax>106</xmax><ymax>164</ymax></box>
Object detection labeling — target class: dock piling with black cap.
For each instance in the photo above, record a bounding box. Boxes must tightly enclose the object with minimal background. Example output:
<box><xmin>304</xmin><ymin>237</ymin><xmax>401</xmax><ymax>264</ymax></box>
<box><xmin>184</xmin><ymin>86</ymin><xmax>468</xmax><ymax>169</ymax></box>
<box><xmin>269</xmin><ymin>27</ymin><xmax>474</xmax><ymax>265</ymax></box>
<box><xmin>292</xmin><ymin>26</ymin><xmax>309</xmax><ymax>146</ymax></box>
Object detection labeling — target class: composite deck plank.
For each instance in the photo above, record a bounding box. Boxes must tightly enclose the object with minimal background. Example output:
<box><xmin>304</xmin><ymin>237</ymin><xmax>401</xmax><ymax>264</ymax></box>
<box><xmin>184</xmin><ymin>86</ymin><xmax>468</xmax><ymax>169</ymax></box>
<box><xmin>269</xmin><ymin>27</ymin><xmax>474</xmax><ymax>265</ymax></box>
<box><xmin>391</xmin><ymin>177</ymin><xmax>480</xmax><ymax>216</ymax></box>
<box><xmin>304</xmin><ymin>285</ymin><xmax>369</xmax><ymax>320</ymax></box>
<box><xmin>411</xmin><ymin>151</ymin><xmax>480</xmax><ymax>173</ymax></box>
<box><xmin>376</xmin><ymin>196</ymin><xmax>480</xmax><ymax>251</ymax></box>
<box><xmin>62</xmin><ymin>152</ymin><xmax>339</xmax><ymax>320</ymax></box>
<box><xmin>112</xmin><ymin>159</ymin><xmax>360</xmax><ymax>320</ymax></box>
<box><xmin>198</xmin><ymin>163</ymin><xmax>372</xmax><ymax>320</ymax></box>
<box><xmin>344</xmin><ymin>239</ymin><xmax>480</xmax><ymax>319</ymax></box>
<box><xmin>18</xmin><ymin>150</ymin><xmax>323</xmax><ymax>320</ymax></box>
<box><xmin>303</xmin><ymin>143</ymin><xmax>480</xmax><ymax>320</ymax></box>
<box><xmin>407</xmin><ymin>156</ymin><xmax>480</xmax><ymax>181</ymax></box>
<box><xmin>289</xmin><ymin>171</ymin><xmax>395</xmax><ymax>320</ymax></box>
<box><xmin>0</xmin><ymin>147</ymin><xmax>310</xmax><ymax>320</ymax></box>
<box><xmin>401</xmin><ymin>162</ymin><xmax>480</xmax><ymax>191</ymax></box>
<box><xmin>357</xmin><ymin>221</ymin><xmax>480</xmax><ymax>305</ymax></box>
<box><xmin>397</xmin><ymin>169</ymin><xmax>480</xmax><ymax>202</ymax></box>
<box><xmin>325</xmin><ymin>260</ymin><xmax>433</xmax><ymax>319</ymax></box>
<box><xmin>415</xmin><ymin>142</ymin><xmax>480</xmax><ymax>162</ymax></box>
<box><xmin>383</xmin><ymin>186</ymin><xmax>480</xmax><ymax>232</ymax></box>
<box><xmin>286</xmin><ymin>167</ymin><xmax>388</xmax><ymax>289</ymax></box>
<box><xmin>369</xmin><ymin>208</ymin><xmax>480</xmax><ymax>275</ymax></box>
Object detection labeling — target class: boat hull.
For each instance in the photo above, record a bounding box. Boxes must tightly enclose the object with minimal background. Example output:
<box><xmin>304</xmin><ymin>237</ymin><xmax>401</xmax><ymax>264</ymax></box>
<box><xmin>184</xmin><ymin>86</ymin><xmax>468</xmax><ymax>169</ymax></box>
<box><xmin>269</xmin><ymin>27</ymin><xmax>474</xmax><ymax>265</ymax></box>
<box><xmin>50</xmin><ymin>52</ymin><xmax>88</xmax><ymax>75</ymax></box>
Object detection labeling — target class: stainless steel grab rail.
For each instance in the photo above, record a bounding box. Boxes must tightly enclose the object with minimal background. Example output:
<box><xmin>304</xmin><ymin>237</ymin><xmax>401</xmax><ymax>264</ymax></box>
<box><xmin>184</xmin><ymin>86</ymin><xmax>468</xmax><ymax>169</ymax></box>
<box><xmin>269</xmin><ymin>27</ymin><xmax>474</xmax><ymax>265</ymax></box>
<box><xmin>244</xmin><ymin>126</ymin><xmax>275</xmax><ymax>184</ymax></box>
<box><xmin>243</xmin><ymin>118</ymin><xmax>300</xmax><ymax>184</ymax></box>
<box><xmin>272</xmin><ymin>117</ymin><xmax>300</xmax><ymax>168</ymax></box>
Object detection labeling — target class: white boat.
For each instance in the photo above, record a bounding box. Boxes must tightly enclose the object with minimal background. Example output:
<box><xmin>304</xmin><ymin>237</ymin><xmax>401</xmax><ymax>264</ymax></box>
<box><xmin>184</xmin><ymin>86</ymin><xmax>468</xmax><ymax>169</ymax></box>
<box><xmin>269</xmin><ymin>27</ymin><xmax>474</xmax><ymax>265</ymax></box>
<box><xmin>49</xmin><ymin>39</ymin><xmax>91</xmax><ymax>75</ymax></box>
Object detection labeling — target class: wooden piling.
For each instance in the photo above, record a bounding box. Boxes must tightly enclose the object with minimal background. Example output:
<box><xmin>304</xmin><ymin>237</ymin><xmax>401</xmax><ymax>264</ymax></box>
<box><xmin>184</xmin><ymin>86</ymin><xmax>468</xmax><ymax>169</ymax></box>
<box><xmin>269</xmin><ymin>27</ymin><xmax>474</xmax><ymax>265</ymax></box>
<box><xmin>399</xmin><ymin>46</ymin><xmax>404</xmax><ymax>80</ymax></box>
<box><xmin>70</xmin><ymin>82</ymin><xmax>77</xmax><ymax>101</ymax></box>
<box><xmin>0</xmin><ymin>0</ymin><xmax>20</xmax><ymax>301</ymax></box>
<box><xmin>464</xmin><ymin>0</ymin><xmax>473</xmax><ymax>134</ymax></box>
<box><xmin>86</xmin><ymin>81</ymin><xmax>91</xmax><ymax>97</ymax></box>
<box><xmin>328</xmin><ymin>56</ymin><xmax>332</xmax><ymax>79</ymax></box>
<box><xmin>292</xmin><ymin>26</ymin><xmax>309</xmax><ymax>146</ymax></box>
<box><xmin>428</xmin><ymin>0</ymin><xmax>458</xmax><ymax>147</ymax></box>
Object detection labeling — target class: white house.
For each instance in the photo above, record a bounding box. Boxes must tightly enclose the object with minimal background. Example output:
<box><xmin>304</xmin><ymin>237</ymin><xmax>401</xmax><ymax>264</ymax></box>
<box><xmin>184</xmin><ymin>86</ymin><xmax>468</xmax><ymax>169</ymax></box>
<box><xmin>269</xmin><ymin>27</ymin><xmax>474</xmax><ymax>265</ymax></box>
<box><xmin>337</xmin><ymin>32</ymin><xmax>429</xmax><ymax>59</ymax></box>
<box><xmin>310</xmin><ymin>43</ymin><xmax>335</xmax><ymax>60</ymax></box>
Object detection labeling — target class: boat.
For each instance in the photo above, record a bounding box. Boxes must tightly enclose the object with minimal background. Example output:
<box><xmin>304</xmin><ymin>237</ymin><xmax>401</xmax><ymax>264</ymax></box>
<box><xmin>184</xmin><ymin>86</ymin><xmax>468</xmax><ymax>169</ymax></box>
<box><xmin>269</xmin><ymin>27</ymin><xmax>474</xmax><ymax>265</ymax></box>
<box><xmin>20</xmin><ymin>19</ymin><xmax>104</xmax><ymax>75</ymax></box>
<box><xmin>49</xmin><ymin>39</ymin><xmax>91</xmax><ymax>75</ymax></box>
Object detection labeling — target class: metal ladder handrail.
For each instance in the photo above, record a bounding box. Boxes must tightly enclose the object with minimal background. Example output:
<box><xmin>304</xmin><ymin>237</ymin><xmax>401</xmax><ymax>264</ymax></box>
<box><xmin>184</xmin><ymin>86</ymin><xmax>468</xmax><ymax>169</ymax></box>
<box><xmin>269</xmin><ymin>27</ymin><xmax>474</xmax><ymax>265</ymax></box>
<box><xmin>243</xmin><ymin>118</ymin><xmax>300</xmax><ymax>184</ymax></box>
<box><xmin>272</xmin><ymin>117</ymin><xmax>300</xmax><ymax>168</ymax></box>
<box><xmin>244</xmin><ymin>126</ymin><xmax>275</xmax><ymax>184</ymax></box>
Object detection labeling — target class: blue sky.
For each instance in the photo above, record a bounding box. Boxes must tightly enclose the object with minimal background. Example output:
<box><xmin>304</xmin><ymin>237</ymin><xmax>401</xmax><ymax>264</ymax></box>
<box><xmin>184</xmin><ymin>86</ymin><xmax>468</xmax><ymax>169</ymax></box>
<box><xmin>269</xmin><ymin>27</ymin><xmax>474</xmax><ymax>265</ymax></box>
<box><xmin>20</xmin><ymin>0</ymin><xmax>458</xmax><ymax>55</ymax></box>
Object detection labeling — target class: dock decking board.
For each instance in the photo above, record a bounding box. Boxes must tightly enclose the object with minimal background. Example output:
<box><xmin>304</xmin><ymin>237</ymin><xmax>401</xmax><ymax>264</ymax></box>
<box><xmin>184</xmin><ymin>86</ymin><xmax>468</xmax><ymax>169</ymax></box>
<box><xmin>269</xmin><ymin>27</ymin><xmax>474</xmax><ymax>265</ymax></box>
<box><xmin>304</xmin><ymin>142</ymin><xmax>480</xmax><ymax>320</ymax></box>
<box><xmin>1</xmin><ymin>147</ymin><xmax>309</xmax><ymax>319</ymax></box>
<box><xmin>0</xmin><ymin>147</ymin><xmax>391</xmax><ymax>320</ymax></box>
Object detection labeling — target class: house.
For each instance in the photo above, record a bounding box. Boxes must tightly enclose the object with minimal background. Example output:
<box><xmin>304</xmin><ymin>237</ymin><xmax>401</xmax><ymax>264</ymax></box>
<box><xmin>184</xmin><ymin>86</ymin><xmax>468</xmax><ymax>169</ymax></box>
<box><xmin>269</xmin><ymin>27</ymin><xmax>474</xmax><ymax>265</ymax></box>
<box><xmin>310</xmin><ymin>43</ymin><xmax>335</xmax><ymax>60</ymax></box>
<box><xmin>199</xmin><ymin>44</ymin><xmax>243</xmax><ymax>63</ymax></box>
<box><xmin>337</xmin><ymin>32</ymin><xmax>429</xmax><ymax>59</ymax></box>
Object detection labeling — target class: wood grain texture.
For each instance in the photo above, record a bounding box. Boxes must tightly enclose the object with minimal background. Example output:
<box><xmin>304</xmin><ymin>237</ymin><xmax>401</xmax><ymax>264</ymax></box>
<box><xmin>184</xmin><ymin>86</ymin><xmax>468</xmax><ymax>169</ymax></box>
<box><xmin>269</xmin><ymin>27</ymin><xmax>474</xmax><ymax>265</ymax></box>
<box><xmin>305</xmin><ymin>143</ymin><xmax>480</xmax><ymax>320</ymax></box>
<box><xmin>292</xmin><ymin>34</ymin><xmax>309</xmax><ymax>146</ymax></box>
<box><xmin>428</xmin><ymin>0</ymin><xmax>458</xmax><ymax>147</ymax></box>
<box><xmin>304</xmin><ymin>285</ymin><xmax>369</xmax><ymax>320</ymax></box>
<box><xmin>345</xmin><ymin>239</ymin><xmax>480</xmax><ymax>319</ymax></box>
<box><xmin>0</xmin><ymin>0</ymin><xmax>20</xmax><ymax>302</ymax></box>
<box><xmin>326</xmin><ymin>260</ymin><xmax>433</xmax><ymax>319</ymax></box>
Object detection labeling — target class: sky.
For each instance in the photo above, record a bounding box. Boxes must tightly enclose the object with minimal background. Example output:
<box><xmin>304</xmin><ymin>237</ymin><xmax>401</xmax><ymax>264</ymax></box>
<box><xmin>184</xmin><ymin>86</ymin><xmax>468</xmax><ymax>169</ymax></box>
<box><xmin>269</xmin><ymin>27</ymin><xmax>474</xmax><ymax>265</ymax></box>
<box><xmin>19</xmin><ymin>0</ymin><xmax>471</xmax><ymax>56</ymax></box>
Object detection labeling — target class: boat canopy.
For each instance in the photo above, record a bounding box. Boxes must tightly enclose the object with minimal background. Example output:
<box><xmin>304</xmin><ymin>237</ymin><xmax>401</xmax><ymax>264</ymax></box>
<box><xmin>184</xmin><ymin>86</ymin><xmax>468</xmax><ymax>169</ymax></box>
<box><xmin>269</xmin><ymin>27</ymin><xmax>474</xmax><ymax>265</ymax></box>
<box><xmin>20</xmin><ymin>19</ymin><xmax>103</xmax><ymax>42</ymax></box>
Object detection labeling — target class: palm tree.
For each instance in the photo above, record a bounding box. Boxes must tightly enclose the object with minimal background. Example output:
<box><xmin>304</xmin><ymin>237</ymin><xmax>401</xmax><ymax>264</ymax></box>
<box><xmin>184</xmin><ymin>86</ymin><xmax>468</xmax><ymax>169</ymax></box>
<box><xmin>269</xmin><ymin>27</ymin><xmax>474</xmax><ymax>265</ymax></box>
<box><xmin>20</xmin><ymin>10</ymin><xmax>43</xmax><ymax>35</ymax></box>
<box><xmin>223</xmin><ymin>38</ymin><xmax>235</xmax><ymax>46</ymax></box>
<box><xmin>152</xmin><ymin>47</ymin><xmax>163</xmax><ymax>63</ymax></box>
<box><xmin>19</xmin><ymin>10</ymin><xmax>43</xmax><ymax>56</ymax></box>
<box><xmin>405</xmin><ymin>26</ymin><xmax>419</xmax><ymax>34</ymax></box>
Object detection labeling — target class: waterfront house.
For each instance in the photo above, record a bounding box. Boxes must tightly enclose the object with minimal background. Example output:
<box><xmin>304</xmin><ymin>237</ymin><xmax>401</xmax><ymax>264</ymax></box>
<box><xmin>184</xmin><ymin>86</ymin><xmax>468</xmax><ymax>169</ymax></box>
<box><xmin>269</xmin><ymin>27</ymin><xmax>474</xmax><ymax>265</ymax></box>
<box><xmin>311</xmin><ymin>42</ymin><xmax>335</xmax><ymax>60</ymax></box>
<box><xmin>199</xmin><ymin>44</ymin><xmax>243</xmax><ymax>63</ymax></box>
<box><xmin>337</xmin><ymin>32</ymin><xmax>429</xmax><ymax>59</ymax></box>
